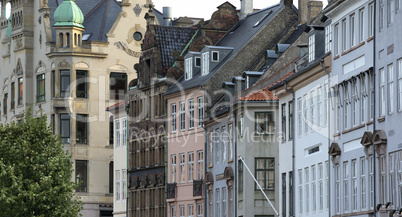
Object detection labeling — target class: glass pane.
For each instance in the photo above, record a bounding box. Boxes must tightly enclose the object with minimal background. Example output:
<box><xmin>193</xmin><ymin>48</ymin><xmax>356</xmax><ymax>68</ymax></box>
<box><xmin>256</xmin><ymin>159</ymin><xmax>265</xmax><ymax>169</ymax></box>
<box><xmin>76</xmin><ymin>160</ymin><xmax>87</xmax><ymax>192</ymax></box>
<box><xmin>268</xmin><ymin>159</ymin><xmax>275</xmax><ymax>169</ymax></box>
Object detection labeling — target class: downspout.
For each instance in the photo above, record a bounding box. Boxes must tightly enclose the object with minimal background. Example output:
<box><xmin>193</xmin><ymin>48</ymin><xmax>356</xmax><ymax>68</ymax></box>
<box><xmin>372</xmin><ymin>0</ymin><xmax>377</xmax><ymax>215</ymax></box>
<box><xmin>284</xmin><ymin>82</ymin><xmax>295</xmax><ymax>217</ymax></box>
<box><xmin>320</xmin><ymin>60</ymin><xmax>331</xmax><ymax>217</ymax></box>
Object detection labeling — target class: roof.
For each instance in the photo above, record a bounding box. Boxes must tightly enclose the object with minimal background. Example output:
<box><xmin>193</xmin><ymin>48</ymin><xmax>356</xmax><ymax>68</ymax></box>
<box><xmin>152</xmin><ymin>25</ymin><xmax>198</xmax><ymax>75</ymax></box>
<box><xmin>54</xmin><ymin>0</ymin><xmax>85</xmax><ymax>28</ymax></box>
<box><xmin>165</xmin><ymin>3</ymin><xmax>283</xmax><ymax>96</ymax></box>
<box><xmin>106</xmin><ymin>101</ymin><xmax>125</xmax><ymax>111</ymax></box>
<box><xmin>240</xmin><ymin>71</ymin><xmax>294</xmax><ymax>102</ymax></box>
<box><xmin>48</xmin><ymin>0</ymin><xmax>122</xmax><ymax>42</ymax></box>
<box><xmin>153</xmin><ymin>8</ymin><xmax>164</xmax><ymax>25</ymax></box>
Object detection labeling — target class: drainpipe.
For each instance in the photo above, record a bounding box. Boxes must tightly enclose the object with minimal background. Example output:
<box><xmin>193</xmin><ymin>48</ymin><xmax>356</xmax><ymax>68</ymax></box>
<box><xmin>284</xmin><ymin>82</ymin><xmax>295</xmax><ymax>217</ymax></box>
<box><xmin>320</xmin><ymin>60</ymin><xmax>331</xmax><ymax>217</ymax></box>
<box><xmin>372</xmin><ymin>0</ymin><xmax>377</xmax><ymax>215</ymax></box>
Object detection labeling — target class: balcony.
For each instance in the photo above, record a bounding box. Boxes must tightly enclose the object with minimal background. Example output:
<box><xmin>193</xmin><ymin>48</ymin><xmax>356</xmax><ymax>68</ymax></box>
<box><xmin>193</xmin><ymin>180</ymin><xmax>203</xmax><ymax>197</ymax></box>
<box><xmin>167</xmin><ymin>183</ymin><xmax>176</xmax><ymax>199</ymax></box>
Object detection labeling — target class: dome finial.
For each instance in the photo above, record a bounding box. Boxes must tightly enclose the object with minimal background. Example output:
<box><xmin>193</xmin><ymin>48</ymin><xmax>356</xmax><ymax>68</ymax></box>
<box><xmin>53</xmin><ymin>0</ymin><xmax>85</xmax><ymax>29</ymax></box>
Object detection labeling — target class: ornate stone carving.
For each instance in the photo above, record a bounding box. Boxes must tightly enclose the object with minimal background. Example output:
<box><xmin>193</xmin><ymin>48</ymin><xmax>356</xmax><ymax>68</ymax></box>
<box><xmin>15</xmin><ymin>38</ymin><xmax>23</xmax><ymax>50</ymax></box>
<box><xmin>133</xmin><ymin>4</ymin><xmax>142</xmax><ymax>17</ymax></box>
<box><xmin>58</xmin><ymin>61</ymin><xmax>70</xmax><ymax>68</ymax></box>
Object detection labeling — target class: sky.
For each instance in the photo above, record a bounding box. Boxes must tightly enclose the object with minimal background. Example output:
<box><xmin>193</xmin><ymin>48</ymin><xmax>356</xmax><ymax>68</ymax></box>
<box><xmin>152</xmin><ymin>0</ymin><xmax>328</xmax><ymax>20</ymax></box>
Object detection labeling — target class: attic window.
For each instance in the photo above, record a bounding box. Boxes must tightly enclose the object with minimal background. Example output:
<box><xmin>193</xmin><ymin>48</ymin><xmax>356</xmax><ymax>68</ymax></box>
<box><xmin>195</xmin><ymin>57</ymin><xmax>201</xmax><ymax>67</ymax></box>
<box><xmin>253</xmin><ymin>11</ymin><xmax>272</xmax><ymax>28</ymax></box>
<box><xmin>308</xmin><ymin>34</ymin><xmax>315</xmax><ymax>62</ymax></box>
<box><xmin>212</xmin><ymin>51</ymin><xmax>219</xmax><ymax>62</ymax></box>
<box><xmin>82</xmin><ymin>34</ymin><xmax>91</xmax><ymax>41</ymax></box>
<box><xmin>185</xmin><ymin>58</ymin><xmax>193</xmax><ymax>80</ymax></box>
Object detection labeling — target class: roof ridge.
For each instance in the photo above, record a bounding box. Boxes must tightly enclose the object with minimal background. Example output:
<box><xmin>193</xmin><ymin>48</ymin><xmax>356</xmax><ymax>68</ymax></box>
<box><xmin>84</xmin><ymin>0</ymin><xmax>107</xmax><ymax>19</ymax></box>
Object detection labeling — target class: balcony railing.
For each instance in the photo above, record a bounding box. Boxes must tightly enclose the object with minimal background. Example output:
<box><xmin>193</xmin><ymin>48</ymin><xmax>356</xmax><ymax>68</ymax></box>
<box><xmin>167</xmin><ymin>183</ymin><xmax>176</xmax><ymax>199</ymax></box>
<box><xmin>193</xmin><ymin>180</ymin><xmax>203</xmax><ymax>197</ymax></box>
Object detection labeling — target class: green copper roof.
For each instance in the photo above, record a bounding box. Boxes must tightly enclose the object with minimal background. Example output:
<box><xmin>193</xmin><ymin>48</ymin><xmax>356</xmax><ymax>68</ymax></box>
<box><xmin>53</xmin><ymin>0</ymin><xmax>85</xmax><ymax>29</ymax></box>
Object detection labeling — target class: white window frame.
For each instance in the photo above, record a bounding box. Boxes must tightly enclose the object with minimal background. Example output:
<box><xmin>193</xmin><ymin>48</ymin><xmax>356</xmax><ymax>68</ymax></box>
<box><xmin>335</xmin><ymin>164</ymin><xmax>340</xmax><ymax>214</ymax></box>
<box><xmin>369</xmin><ymin>3</ymin><xmax>375</xmax><ymax>36</ymax></box>
<box><xmin>398</xmin><ymin>59</ymin><xmax>402</xmax><ymax>112</ymax></box>
<box><xmin>361</xmin><ymin>74</ymin><xmax>367</xmax><ymax>124</ymax></box>
<box><xmin>350</xmin><ymin>14</ymin><xmax>355</xmax><ymax>47</ymax></box>
<box><xmin>312</xmin><ymin>165</ymin><xmax>317</xmax><ymax>212</ymax></box>
<box><xmin>310</xmin><ymin>91</ymin><xmax>315</xmax><ymax>127</ymax></box>
<box><xmin>343</xmin><ymin>84</ymin><xmax>349</xmax><ymax>130</ymax></box>
<box><xmin>197</xmin><ymin>150</ymin><xmax>203</xmax><ymax>180</ymax></box>
<box><xmin>305</xmin><ymin>167</ymin><xmax>309</xmax><ymax>214</ymax></box>
<box><xmin>342</xmin><ymin>19</ymin><xmax>347</xmax><ymax>51</ymax></box>
<box><xmin>115</xmin><ymin>120</ymin><xmax>120</xmax><ymax>147</ymax></box>
<box><xmin>197</xmin><ymin>97</ymin><xmax>204</xmax><ymax>127</ymax></box>
<box><xmin>359</xmin><ymin>8</ymin><xmax>364</xmax><ymax>42</ymax></box>
<box><xmin>216</xmin><ymin>188</ymin><xmax>220</xmax><ymax>217</ymax></box>
<box><xmin>388</xmin><ymin>64</ymin><xmax>394</xmax><ymax>114</ymax></box>
<box><xmin>171</xmin><ymin>104</ymin><xmax>177</xmax><ymax>132</ymax></box>
<box><xmin>387</xmin><ymin>0</ymin><xmax>394</xmax><ymax>25</ymax></box>
<box><xmin>188</xmin><ymin>152</ymin><xmax>194</xmax><ymax>182</ymax></box>
<box><xmin>189</xmin><ymin>99</ymin><xmax>194</xmax><ymax>129</ymax></box>
<box><xmin>325</xmin><ymin>24</ymin><xmax>332</xmax><ymax>53</ymax></box>
<box><xmin>171</xmin><ymin>154</ymin><xmax>177</xmax><ymax>183</ymax></box>
<box><xmin>303</xmin><ymin>95</ymin><xmax>308</xmax><ymax>134</ymax></box>
<box><xmin>228</xmin><ymin>124</ymin><xmax>233</xmax><ymax>161</ymax></box>
<box><xmin>188</xmin><ymin>204</ymin><xmax>194</xmax><ymax>217</ymax></box>
<box><xmin>308</xmin><ymin>34</ymin><xmax>315</xmax><ymax>62</ymax></box>
<box><xmin>326</xmin><ymin>161</ymin><xmax>329</xmax><ymax>210</ymax></box>
<box><xmin>179</xmin><ymin>205</ymin><xmax>185</xmax><ymax>217</ymax></box>
<box><xmin>115</xmin><ymin>170</ymin><xmax>120</xmax><ymax>201</ymax></box>
<box><xmin>122</xmin><ymin>119</ymin><xmax>127</xmax><ymax>147</ymax></box>
<box><xmin>171</xmin><ymin>205</ymin><xmax>176</xmax><ymax>217</ymax></box>
<box><xmin>180</xmin><ymin>153</ymin><xmax>185</xmax><ymax>183</ymax></box>
<box><xmin>197</xmin><ymin>203</ymin><xmax>202</xmax><ymax>217</ymax></box>
<box><xmin>369</xmin><ymin>155</ymin><xmax>374</xmax><ymax>209</ymax></box>
<box><xmin>380</xmin><ymin>68</ymin><xmax>386</xmax><ymax>116</ymax></box>
<box><xmin>344</xmin><ymin>161</ymin><xmax>349</xmax><ymax>213</ymax></box>
<box><xmin>361</xmin><ymin>157</ymin><xmax>367</xmax><ymax>210</ymax></box>
<box><xmin>185</xmin><ymin>58</ymin><xmax>193</xmax><ymax>80</ymax></box>
<box><xmin>324</xmin><ymin>84</ymin><xmax>328</xmax><ymax>127</ymax></box>
<box><xmin>222</xmin><ymin>126</ymin><xmax>227</xmax><ymax>162</ymax></box>
<box><xmin>317</xmin><ymin>87</ymin><xmax>322</xmax><ymax>128</ymax></box>
<box><xmin>334</xmin><ymin>23</ymin><xmax>339</xmax><ymax>55</ymax></box>
<box><xmin>297</xmin><ymin>97</ymin><xmax>302</xmax><ymax>135</ymax></box>
<box><xmin>212</xmin><ymin>51</ymin><xmax>219</xmax><ymax>62</ymax></box>
<box><xmin>318</xmin><ymin>163</ymin><xmax>323</xmax><ymax>211</ymax></box>
<box><xmin>180</xmin><ymin>101</ymin><xmax>185</xmax><ymax>131</ymax></box>
<box><xmin>298</xmin><ymin>169</ymin><xmax>303</xmax><ymax>214</ymax></box>
<box><xmin>208</xmin><ymin>131</ymin><xmax>213</xmax><ymax>167</ymax></box>
<box><xmin>380</xmin><ymin>0</ymin><xmax>385</xmax><ymax>30</ymax></box>
<box><xmin>352</xmin><ymin>80</ymin><xmax>358</xmax><ymax>127</ymax></box>
<box><xmin>215</xmin><ymin>128</ymin><xmax>220</xmax><ymax>164</ymax></box>
<box><xmin>201</xmin><ymin>52</ymin><xmax>209</xmax><ymax>76</ymax></box>
<box><xmin>122</xmin><ymin>169</ymin><xmax>127</xmax><ymax>201</ymax></box>
<box><xmin>352</xmin><ymin>159</ymin><xmax>357</xmax><ymax>211</ymax></box>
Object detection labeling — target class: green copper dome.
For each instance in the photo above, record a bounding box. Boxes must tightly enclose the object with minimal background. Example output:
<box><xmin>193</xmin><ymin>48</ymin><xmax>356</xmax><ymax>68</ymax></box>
<box><xmin>53</xmin><ymin>0</ymin><xmax>85</xmax><ymax>29</ymax></box>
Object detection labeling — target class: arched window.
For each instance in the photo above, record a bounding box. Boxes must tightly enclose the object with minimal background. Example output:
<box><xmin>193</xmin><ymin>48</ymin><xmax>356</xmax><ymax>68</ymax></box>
<box><xmin>59</xmin><ymin>33</ymin><xmax>64</xmax><ymax>47</ymax></box>
<box><xmin>66</xmin><ymin>33</ymin><xmax>70</xmax><ymax>47</ymax></box>
<box><xmin>78</xmin><ymin>34</ymin><xmax>81</xmax><ymax>46</ymax></box>
<box><xmin>74</xmin><ymin>33</ymin><xmax>77</xmax><ymax>46</ymax></box>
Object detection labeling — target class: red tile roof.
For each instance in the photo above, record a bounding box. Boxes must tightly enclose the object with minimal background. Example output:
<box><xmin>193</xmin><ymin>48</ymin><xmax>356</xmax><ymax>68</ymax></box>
<box><xmin>106</xmin><ymin>101</ymin><xmax>125</xmax><ymax>111</ymax></box>
<box><xmin>240</xmin><ymin>71</ymin><xmax>294</xmax><ymax>102</ymax></box>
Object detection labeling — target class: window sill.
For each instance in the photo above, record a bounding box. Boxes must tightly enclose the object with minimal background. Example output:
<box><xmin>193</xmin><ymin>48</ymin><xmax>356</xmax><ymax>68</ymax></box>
<box><xmin>332</xmin><ymin>210</ymin><xmax>374</xmax><ymax>217</ymax></box>
<box><xmin>208</xmin><ymin>165</ymin><xmax>213</xmax><ymax>168</ymax></box>
<box><xmin>377</xmin><ymin>116</ymin><xmax>385</xmax><ymax>122</ymax></box>
<box><xmin>36</xmin><ymin>100</ymin><xmax>46</xmax><ymax>105</ymax></box>
<box><xmin>366</xmin><ymin>36</ymin><xmax>374</xmax><ymax>42</ymax></box>
<box><xmin>17</xmin><ymin>104</ymin><xmax>23</xmax><ymax>108</ymax></box>
<box><xmin>341</xmin><ymin>41</ymin><xmax>365</xmax><ymax>56</ymax></box>
<box><xmin>366</xmin><ymin>120</ymin><xmax>374</xmax><ymax>125</ymax></box>
<box><xmin>333</xmin><ymin>55</ymin><xmax>340</xmax><ymax>60</ymax></box>
<box><xmin>341</xmin><ymin>123</ymin><xmax>365</xmax><ymax>134</ymax></box>
<box><xmin>333</xmin><ymin>132</ymin><xmax>340</xmax><ymax>137</ymax></box>
<box><xmin>105</xmin><ymin>145</ymin><xmax>114</xmax><ymax>149</ymax></box>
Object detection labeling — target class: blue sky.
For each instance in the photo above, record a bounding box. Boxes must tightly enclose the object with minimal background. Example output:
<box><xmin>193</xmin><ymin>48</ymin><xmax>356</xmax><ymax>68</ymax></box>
<box><xmin>152</xmin><ymin>0</ymin><xmax>328</xmax><ymax>20</ymax></box>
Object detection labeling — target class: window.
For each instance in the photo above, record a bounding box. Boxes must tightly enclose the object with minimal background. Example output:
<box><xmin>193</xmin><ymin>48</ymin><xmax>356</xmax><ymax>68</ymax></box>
<box><xmin>359</xmin><ymin>9</ymin><xmax>364</xmax><ymax>42</ymax></box>
<box><xmin>189</xmin><ymin>99</ymin><xmax>194</xmax><ymax>129</ymax></box>
<box><xmin>255</xmin><ymin>112</ymin><xmax>275</xmax><ymax>134</ymax></box>
<box><xmin>388</xmin><ymin>64</ymin><xmax>394</xmax><ymax>114</ymax></box>
<box><xmin>228</xmin><ymin>124</ymin><xmax>233</xmax><ymax>161</ymax></box>
<box><xmin>197</xmin><ymin>150</ymin><xmax>203</xmax><ymax>180</ymax></box>
<box><xmin>282</xmin><ymin>173</ymin><xmax>286</xmax><ymax>216</ymax></box>
<box><xmin>76</xmin><ymin>114</ymin><xmax>88</xmax><ymax>144</ymax></box>
<box><xmin>308</xmin><ymin>34</ymin><xmax>315</xmax><ymax>62</ymax></box>
<box><xmin>380</xmin><ymin>155</ymin><xmax>387</xmax><ymax>204</ymax></box>
<box><xmin>281</xmin><ymin>103</ymin><xmax>286</xmax><ymax>141</ymax></box>
<box><xmin>342</xmin><ymin>19</ymin><xmax>347</xmax><ymax>51</ymax></box>
<box><xmin>312</xmin><ymin>165</ymin><xmax>316</xmax><ymax>212</ymax></box>
<box><xmin>171</xmin><ymin>155</ymin><xmax>176</xmax><ymax>183</ymax></box>
<box><xmin>110</xmin><ymin>72</ymin><xmax>127</xmax><ymax>100</ymax></box>
<box><xmin>212</xmin><ymin>51</ymin><xmax>219</xmax><ymax>62</ymax></box>
<box><xmin>255</xmin><ymin>158</ymin><xmax>275</xmax><ymax>190</ymax></box>
<box><xmin>335</xmin><ymin>164</ymin><xmax>340</xmax><ymax>214</ymax></box>
<box><xmin>60</xmin><ymin>114</ymin><xmax>70</xmax><ymax>143</ymax></box>
<box><xmin>352</xmin><ymin>81</ymin><xmax>358</xmax><ymax>126</ymax></box>
<box><xmin>195</xmin><ymin>57</ymin><xmax>201</xmax><ymax>67</ymax></box>
<box><xmin>198</xmin><ymin>97</ymin><xmax>203</xmax><ymax>127</ymax></box>
<box><xmin>238</xmin><ymin>113</ymin><xmax>244</xmax><ymax>136</ymax></box>
<box><xmin>115</xmin><ymin>120</ymin><xmax>120</xmax><ymax>147</ymax></box>
<box><xmin>109</xmin><ymin>162</ymin><xmax>113</xmax><ymax>193</ymax></box>
<box><xmin>305</xmin><ymin>167</ymin><xmax>309</xmax><ymax>214</ymax></box>
<box><xmin>310</xmin><ymin>91</ymin><xmax>315</xmax><ymax>127</ymax></box>
<box><xmin>228</xmin><ymin>187</ymin><xmax>234</xmax><ymax>216</ymax></box>
<box><xmin>215</xmin><ymin>128</ymin><xmax>220</xmax><ymax>164</ymax></box>
<box><xmin>289</xmin><ymin>100</ymin><xmax>294</xmax><ymax>140</ymax></box>
<box><xmin>109</xmin><ymin>116</ymin><xmax>114</xmax><ymax>146</ymax></box>
<box><xmin>369</xmin><ymin>155</ymin><xmax>374</xmax><ymax>209</ymax></box>
<box><xmin>303</xmin><ymin>95</ymin><xmax>308</xmax><ymax>133</ymax></box>
<box><xmin>122</xmin><ymin>119</ymin><xmax>127</xmax><ymax>147</ymax></box>
<box><xmin>10</xmin><ymin>82</ymin><xmax>15</xmax><ymax>109</ymax></box>
<box><xmin>380</xmin><ymin>0</ymin><xmax>385</xmax><ymax>30</ymax></box>
<box><xmin>208</xmin><ymin>131</ymin><xmax>213</xmax><ymax>167</ymax></box>
<box><xmin>334</xmin><ymin>24</ymin><xmax>339</xmax><ymax>55</ymax></box>
<box><xmin>239</xmin><ymin>160</ymin><xmax>243</xmax><ymax>192</ymax></box>
<box><xmin>115</xmin><ymin>170</ymin><xmax>120</xmax><ymax>201</ymax></box>
<box><xmin>180</xmin><ymin>102</ymin><xmax>185</xmax><ymax>131</ymax></box>
<box><xmin>326</xmin><ymin>161</ymin><xmax>329</xmax><ymax>209</ymax></box>
<box><xmin>380</xmin><ymin>68</ymin><xmax>386</xmax><ymax>116</ymax></box>
<box><xmin>59</xmin><ymin>70</ymin><xmax>71</xmax><ymax>98</ymax></box>
<box><xmin>222</xmin><ymin>187</ymin><xmax>227</xmax><ymax>217</ymax></box>
<box><xmin>188</xmin><ymin>204</ymin><xmax>194</xmax><ymax>217</ymax></box>
<box><xmin>18</xmin><ymin>77</ymin><xmax>23</xmax><ymax>105</ymax></box>
<box><xmin>325</xmin><ymin>24</ymin><xmax>332</xmax><ymax>53</ymax></box>
<box><xmin>361</xmin><ymin>75</ymin><xmax>367</xmax><ymax>123</ymax></box>
<box><xmin>389</xmin><ymin>153</ymin><xmax>396</xmax><ymax>209</ymax></box>
<box><xmin>369</xmin><ymin>3</ymin><xmax>374</xmax><ymax>36</ymax></box>
<box><xmin>180</xmin><ymin>153</ymin><xmax>185</xmax><ymax>183</ymax></box>
<box><xmin>398</xmin><ymin>59</ymin><xmax>402</xmax><ymax>111</ymax></box>
<box><xmin>122</xmin><ymin>170</ymin><xmax>126</xmax><ymax>201</ymax></box>
<box><xmin>387</xmin><ymin>0</ymin><xmax>393</xmax><ymax>25</ymax></box>
<box><xmin>179</xmin><ymin>205</ymin><xmax>185</xmax><ymax>217</ymax></box>
<box><xmin>352</xmin><ymin>160</ymin><xmax>357</xmax><ymax>211</ymax></box>
<box><xmin>344</xmin><ymin>161</ymin><xmax>349</xmax><ymax>212</ymax></box>
<box><xmin>215</xmin><ymin>189</ymin><xmax>220</xmax><ymax>217</ymax></box>
<box><xmin>185</xmin><ymin>58</ymin><xmax>193</xmax><ymax>80</ymax></box>
<box><xmin>76</xmin><ymin>160</ymin><xmax>87</xmax><ymax>192</ymax></box>
<box><xmin>197</xmin><ymin>203</ymin><xmax>202</xmax><ymax>217</ymax></box>
<box><xmin>76</xmin><ymin>70</ymin><xmax>88</xmax><ymax>98</ymax></box>
<box><xmin>222</xmin><ymin>126</ymin><xmax>227</xmax><ymax>162</ymax></box>
<box><xmin>298</xmin><ymin>169</ymin><xmax>303</xmax><ymax>214</ymax></box>
<box><xmin>201</xmin><ymin>52</ymin><xmax>209</xmax><ymax>76</ymax></box>
<box><xmin>397</xmin><ymin>0</ymin><xmax>401</xmax><ymax>11</ymax></box>
<box><xmin>361</xmin><ymin>157</ymin><xmax>367</xmax><ymax>210</ymax></box>
<box><xmin>171</xmin><ymin>205</ymin><xmax>176</xmax><ymax>217</ymax></box>
<box><xmin>36</xmin><ymin>74</ymin><xmax>45</xmax><ymax>102</ymax></box>
<box><xmin>335</xmin><ymin>87</ymin><xmax>340</xmax><ymax>132</ymax></box>
<box><xmin>297</xmin><ymin>97</ymin><xmax>302</xmax><ymax>135</ymax></box>
<box><xmin>317</xmin><ymin>87</ymin><xmax>322</xmax><ymax>127</ymax></box>
<box><xmin>369</xmin><ymin>71</ymin><xmax>374</xmax><ymax>120</ymax></box>
<box><xmin>188</xmin><ymin>152</ymin><xmax>194</xmax><ymax>182</ymax></box>
<box><xmin>350</xmin><ymin>14</ymin><xmax>355</xmax><ymax>47</ymax></box>
<box><xmin>289</xmin><ymin>171</ymin><xmax>294</xmax><ymax>216</ymax></box>
<box><xmin>171</xmin><ymin>104</ymin><xmax>177</xmax><ymax>132</ymax></box>
<box><xmin>343</xmin><ymin>84</ymin><xmax>349</xmax><ymax>130</ymax></box>
<box><xmin>318</xmin><ymin>164</ymin><xmax>323</xmax><ymax>210</ymax></box>
<box><xmin>208</xmin><ymin>191</ymin><xmax>213</xmax><ymax>217</ymax></box>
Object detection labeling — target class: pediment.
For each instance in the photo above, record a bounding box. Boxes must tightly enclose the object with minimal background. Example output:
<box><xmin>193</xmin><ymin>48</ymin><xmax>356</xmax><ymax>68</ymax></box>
<box><xmin>329</xmin><ymin>142</ymin><xmax>341</xmax><ymax>157</ymax></box>
<box><xmin>204</xmin><ymin>172</ymin><xmax>214</xmax><ymax>184</ymax></box>
<box><xmin>372</xmin><ymin>130</ymin><xmax>387</xmax><ymax>146</ymax></box>
<box><xmin>361</xmin><ymin>131</ymin><xmax>373</xmax><ymax>146</ymax></box>
<box><xmin>223</xmin><ymin>167</ymin><xmax>234</xmax><ymax>180</ymax></box>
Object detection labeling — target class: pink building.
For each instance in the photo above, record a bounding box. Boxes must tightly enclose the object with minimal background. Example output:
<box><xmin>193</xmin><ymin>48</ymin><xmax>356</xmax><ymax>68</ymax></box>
<box><xmin>165</xmin><ymin>87</ymin><xmax>205</xmax><ymax>217</ymax></box>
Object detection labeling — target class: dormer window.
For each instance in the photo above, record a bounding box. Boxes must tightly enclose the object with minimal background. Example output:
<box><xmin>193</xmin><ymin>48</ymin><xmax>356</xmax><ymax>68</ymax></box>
<box><xmin>185</xmin><ymin>58</ymin><xmax>193</xmax><ymax>80</ymax></box>
<box><xmin>308</xmin><ymin>34</ymin><xmax>315</xmax><ymax>62</ymax></box>
<box><xmin>201</xmin><ymin>52</ymin><xmax>209</xmax><ymax>76</ymax></box>
<box><xmin>212</xmin><ymin>51</ymin><xmax>219</xmax><ymax>62</ymax></box>
<box><xmin>195</xmin><ymin>57</ymin><xmax>201</xmax><ymax>67</ymax></box>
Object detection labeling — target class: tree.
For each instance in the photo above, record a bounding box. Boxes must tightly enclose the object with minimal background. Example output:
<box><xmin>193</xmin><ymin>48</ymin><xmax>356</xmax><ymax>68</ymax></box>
<box><xmin>0</xmin><ymin>109</ymin><xmax>82</xmax><ymax>216</ymax></box>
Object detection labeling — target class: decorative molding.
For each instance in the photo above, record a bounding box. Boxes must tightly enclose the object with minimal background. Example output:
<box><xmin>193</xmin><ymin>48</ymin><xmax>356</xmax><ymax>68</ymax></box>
<box><xmin>114</xmin><ymin>41</ymin><xmax>142</xmax><ymax>57</ymax></box>
<box><xmin>133</xmin><ymin>4</ymin><xmax>142</xmax><ymax>17</ymax></box>
<box><xmin>58</xmin><ymin>61</ymin><xmax>71</xmax><ymax>68</ymax></box>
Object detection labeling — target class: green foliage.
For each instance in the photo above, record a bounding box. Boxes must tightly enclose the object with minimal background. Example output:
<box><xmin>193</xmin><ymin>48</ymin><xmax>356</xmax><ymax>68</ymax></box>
<box><xmin>0</xmin><ymin>108</ymin><xmax>82</xmax><ymax>217</ymax></box>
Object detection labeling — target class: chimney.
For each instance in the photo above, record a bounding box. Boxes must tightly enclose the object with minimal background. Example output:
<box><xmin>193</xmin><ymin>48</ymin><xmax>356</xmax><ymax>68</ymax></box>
<box><xmin>240</xmin><ymin>0</ymin><xmax>253</xmax><ymax>20</ymax></box>
<box><xmin>280</xmin><ymin>0</ymin><xmax>293</xmax><ymax>7</ymax></box>
<box><xmin>163</xmin><ymin>7</ymin><xmax>172</xmax><ymax>26</ymax></box>
<box><xmin>308</xmin><ymin>1</ymin><xmax>323</xmax><ymax>23</ymax></box>
<box><xmin>298</xmin><ymin>0</ymin><xmax>309</xmax><ymax>24</ymax></box>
